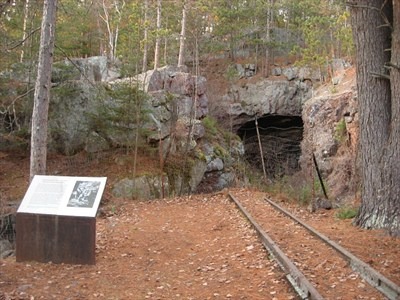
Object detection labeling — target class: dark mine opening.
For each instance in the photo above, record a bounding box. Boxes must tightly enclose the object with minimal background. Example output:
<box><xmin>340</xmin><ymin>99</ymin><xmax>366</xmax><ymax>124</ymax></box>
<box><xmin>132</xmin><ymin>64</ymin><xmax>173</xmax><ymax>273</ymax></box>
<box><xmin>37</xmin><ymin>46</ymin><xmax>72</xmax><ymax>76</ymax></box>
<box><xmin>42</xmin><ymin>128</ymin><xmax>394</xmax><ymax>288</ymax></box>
<box><xmin>237</xmin><ymin>115</ymin><xmax>304</xmax><ymax>179</ymax></box>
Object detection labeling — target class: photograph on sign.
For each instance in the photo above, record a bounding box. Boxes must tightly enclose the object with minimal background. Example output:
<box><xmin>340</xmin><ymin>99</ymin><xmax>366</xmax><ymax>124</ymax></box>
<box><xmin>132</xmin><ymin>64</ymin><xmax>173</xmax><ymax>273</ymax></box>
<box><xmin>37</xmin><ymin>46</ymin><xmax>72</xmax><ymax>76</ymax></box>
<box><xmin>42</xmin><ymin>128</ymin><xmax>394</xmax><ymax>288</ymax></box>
<box><xmin>67</xmin><ymin>181</ymin><xmax>101</xmax><ymax>208</ymax></box>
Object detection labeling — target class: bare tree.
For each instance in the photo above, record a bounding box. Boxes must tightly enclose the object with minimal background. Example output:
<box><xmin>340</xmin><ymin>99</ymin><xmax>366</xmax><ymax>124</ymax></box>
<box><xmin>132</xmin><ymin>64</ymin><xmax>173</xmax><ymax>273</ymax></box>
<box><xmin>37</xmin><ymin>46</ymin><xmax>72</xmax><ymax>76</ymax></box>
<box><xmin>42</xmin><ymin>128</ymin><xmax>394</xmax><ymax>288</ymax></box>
<box><xmin>29</xmin><ymin>0</ymin><xmax>57</xmax><ymax>181</ymax></box>
<box><xmin>20</xmin><ymin>0</ymin><xmax>30</xmax><ymax>62</ymax></box>
<box><xmin>264</xmin><ymin>0</ymin><xmax>273</xmax><ymax>77</ymax></box>
<box><xmin>142</xmin><ymin>0</ymin><xmax>149</xmax><ymax>72</ymax></box>
<box><xmin>154</xmin><ymin>0</ymin><xmax>162</xmax><ymax>69</ymax></box>
<box><xmin>98</xmin><ymin>0</ymin><xmax>125</xmax><ymax>61</ymax></box>
<box><xmin>177</xmin><ymin>0</ymin><xmax>187</xmax><ymax>67</ymax></box>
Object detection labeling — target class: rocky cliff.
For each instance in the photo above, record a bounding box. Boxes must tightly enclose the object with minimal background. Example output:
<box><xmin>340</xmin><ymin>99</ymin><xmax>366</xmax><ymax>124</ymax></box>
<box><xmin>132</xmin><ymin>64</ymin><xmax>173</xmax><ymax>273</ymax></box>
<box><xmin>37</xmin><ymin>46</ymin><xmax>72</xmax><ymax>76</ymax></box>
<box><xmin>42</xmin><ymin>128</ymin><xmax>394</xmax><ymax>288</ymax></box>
<box><xmin>0</xmin><ymin>57</ymin><xmax>359</xmax><ymax>202</ymax></box>
<box><xmin>300</xmin><ymin>67</ymin><xmax>359</xmax><ymax>203</ymax></box>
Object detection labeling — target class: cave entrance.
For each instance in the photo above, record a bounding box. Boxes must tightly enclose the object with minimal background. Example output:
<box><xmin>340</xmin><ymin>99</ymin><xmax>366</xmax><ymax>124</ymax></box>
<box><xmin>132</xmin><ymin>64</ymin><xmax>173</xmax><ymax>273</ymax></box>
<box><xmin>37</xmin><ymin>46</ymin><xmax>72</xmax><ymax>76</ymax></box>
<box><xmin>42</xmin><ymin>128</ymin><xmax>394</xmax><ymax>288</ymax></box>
<box><xmin>237</xmin><ymin>115</ymin><xmax>303</xmax><ymax>179</ymax></box>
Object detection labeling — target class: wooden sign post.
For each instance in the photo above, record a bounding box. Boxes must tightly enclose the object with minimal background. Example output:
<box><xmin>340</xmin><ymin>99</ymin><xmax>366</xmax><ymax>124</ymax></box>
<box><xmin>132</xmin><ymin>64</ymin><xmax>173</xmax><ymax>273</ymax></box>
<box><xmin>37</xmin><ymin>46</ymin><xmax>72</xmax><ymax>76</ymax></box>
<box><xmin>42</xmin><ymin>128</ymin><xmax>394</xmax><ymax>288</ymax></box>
<box><xmin>16</xmin><ymin>175</ymin><xmax>107</xmax><ymax>265</ymax></box>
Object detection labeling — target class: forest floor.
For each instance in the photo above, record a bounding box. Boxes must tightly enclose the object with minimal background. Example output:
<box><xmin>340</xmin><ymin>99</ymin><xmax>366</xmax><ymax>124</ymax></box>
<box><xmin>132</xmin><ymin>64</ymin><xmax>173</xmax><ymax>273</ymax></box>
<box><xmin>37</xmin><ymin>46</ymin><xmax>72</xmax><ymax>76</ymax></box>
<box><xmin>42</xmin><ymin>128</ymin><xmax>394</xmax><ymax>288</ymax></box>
<box><xmin>1</xmin><ymin>151</ymin><xmax>400</xmax><ymax>299</ymax></box>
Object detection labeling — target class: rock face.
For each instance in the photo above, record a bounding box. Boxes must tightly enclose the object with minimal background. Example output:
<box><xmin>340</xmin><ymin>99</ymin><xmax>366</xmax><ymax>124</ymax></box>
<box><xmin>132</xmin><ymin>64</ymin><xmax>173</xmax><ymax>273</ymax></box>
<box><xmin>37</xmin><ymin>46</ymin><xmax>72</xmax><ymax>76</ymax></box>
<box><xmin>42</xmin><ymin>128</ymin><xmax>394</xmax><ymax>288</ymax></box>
<box><xmin>48</xmin><ymin>80</ymin><xmax>104</xmax><ymax>154</ymax></box>
<box><xmin>25</xmin><ymin>60</ymin><xmax>210</xmax><ymax>159</ymax></box>
<box><xmin>222</xmin><ymin>68</ymin><xmax>313</xmax><ymax>131</ymax></box>
<box><xmin>0</xmin><ymin>57</ymin><xmax>245</xmax><ymax>198</ymax></box>
<box><xmin>300</xmin><ymin>78</ymin><xmax>359</xmax><ymax>202</ymax></box>
<box><xmin>213</xmin><ymin>66</ymin><xmax>313</xmax><ymax>178</ymax></box>
<box><xmin>0</xmin><ymin>56</ymin><xmax>357</xmax><ymax>201</ymax></box>
<box><xmin>112</xmin><ymin>175</ymin><xmax>169</xmax><ymax>200</ymax></box>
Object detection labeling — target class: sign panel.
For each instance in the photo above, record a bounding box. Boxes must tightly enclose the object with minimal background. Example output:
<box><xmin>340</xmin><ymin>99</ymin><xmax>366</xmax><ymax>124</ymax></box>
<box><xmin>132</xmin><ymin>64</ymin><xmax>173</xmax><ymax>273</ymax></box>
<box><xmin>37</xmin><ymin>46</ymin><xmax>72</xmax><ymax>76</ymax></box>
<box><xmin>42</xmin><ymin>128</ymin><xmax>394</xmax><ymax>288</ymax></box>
<box><xmin>17</xmin><ymin>175</ymin><xmax>107</xmax><ymax>217</ymax></box>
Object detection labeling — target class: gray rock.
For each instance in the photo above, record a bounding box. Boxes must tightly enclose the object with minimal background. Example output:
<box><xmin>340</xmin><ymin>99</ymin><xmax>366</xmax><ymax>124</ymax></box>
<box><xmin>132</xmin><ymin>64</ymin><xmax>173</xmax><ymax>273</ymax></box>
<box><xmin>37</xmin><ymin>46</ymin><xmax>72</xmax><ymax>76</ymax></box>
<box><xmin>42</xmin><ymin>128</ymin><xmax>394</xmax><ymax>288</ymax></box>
<box><xmin>235</xmin><ymin>64</ymin><xmax>246</xmax><ymax>78</ymax></box>
<box><xmin>112</xmin><ymin>175</ymin><xmax>169</xmax><ymax>200</ymax></box>
<box><xmin>192</xmin><ymin>123</ymin><xmax>205</xmax><ymax>140</ymax></box>
<box><xmin>48</xmin><ymin>81</ymin><xmax>102</xmax><ymax>154</ymax></box>
<box><xmin>245</xmin><ymin>64</ymin><xmax>256</xmax><ymax>77</ymax></box>
<box><xmin>228</xmin><ymin>78</ymin><xmax>312</xmax><ymax>131</ymax></box>
<box><xmin>230</xmin><ymin>140</ymin><xmax>245</xmax><ymax>157</ymax></box>
<box><xmin>188</xmin><ymin>160</ymin><xmax>208</xmax><ymax>193</ymax></box>
<box><xmin>217</xmin><ymin>172</ymin><xmax>236</xmax><ymax>190</ymax></box>
<box><xmin>300</xmin><ymin>89</ymin><xmax>358</xmax><ymax>201</ymax></box>
<box><xmin>84</xmin><ymin>132</ymin><xmax>110</xmax><ymax>153</ymax></box>
<box><xmin>308</xmin><ymin>197</ymin><xmax>332</xmax><ymax>213</ymax></box>
<box><xmin>206</xmin><ymin>157</ymin><xmax>224</xmax><ymax>172</ymax></box>
<box><xmin>1</xmin><ymin>249</ymin><xmax>14</xmax><ymax>258</ymax></box>
<box><xmin>298</xmin><ymin>67</ymin><xmax>322</xmax><ymax>82</ymax></box>
<box><xmin>53</xmin><ymin>56</ymin><xmax>120</xmax><ymax>83</ymax></box>
<box><xmin>0</xmin><ymin>239</ymin><xmax>13</xmax><ymax>258</ymax></box>
<box><xmin>272</xmin><ymin>67</ymin><xmax>282</xmax><ymax>76</ymax></box>
<box><xmin>282</xmin><ymin>66</ymin><xmax>298</xmax><ymax>81</ymax></box>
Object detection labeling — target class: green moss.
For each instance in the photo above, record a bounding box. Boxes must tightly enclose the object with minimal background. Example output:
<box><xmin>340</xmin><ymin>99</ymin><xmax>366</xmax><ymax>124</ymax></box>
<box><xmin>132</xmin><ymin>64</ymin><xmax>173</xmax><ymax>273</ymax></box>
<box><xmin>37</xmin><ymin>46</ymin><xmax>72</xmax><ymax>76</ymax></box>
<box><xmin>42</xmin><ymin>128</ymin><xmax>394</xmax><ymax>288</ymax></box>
<box><xmin>53</xmin><ymin>81</ymin><xmax>81</xmax><ymax>99</ymax></box>
<box><xmin>336</xmin><ymin>206</ymin><xmax>358</xmax><ymax>219</ymax></box>
<box><xmin>164</xmin><ymin>154</ymin><xmax>195</xmax><ymax>194</ymax></box>
<box><xmin>334</xmin><ymin>118</ymin><xmax>347</xmax><ymax>143</ymax></box>
<box><xmin>225</xmin><ymin>65</ymin><xmax>240</xmax><ymax>82</ymax></box>
<box><xmin>202</xmin><ymin>116</ymin><xmax>218</xmax><ymax>137</ymax></box>
<box><xmin>195</xmin><ymin>148</ymin><xmax>207</xmax><ymax>162</ymax></box>
<box><xmin>214</xmin><ymin>144</ymin><xmax>228</xmax><ymax>158</ymax></box>
<box><xmin>223</xmin><ymin>131</ymin><xmax>240</xmax><ymax>143</ymax></box>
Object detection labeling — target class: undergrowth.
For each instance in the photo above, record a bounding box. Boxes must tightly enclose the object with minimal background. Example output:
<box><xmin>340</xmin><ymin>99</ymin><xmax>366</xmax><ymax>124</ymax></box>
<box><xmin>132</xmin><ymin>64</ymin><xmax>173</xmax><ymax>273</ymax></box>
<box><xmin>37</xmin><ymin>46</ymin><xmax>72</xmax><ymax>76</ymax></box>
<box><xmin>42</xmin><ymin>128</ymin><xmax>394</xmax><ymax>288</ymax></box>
<box><xmin>335</xmin><ymin>206</ymin><xmax>358</xmax><ymax>219</ymax></box>
<box><xmin>263</xmin><ymin>174</ymin><xmax>327</xmax><ymax>206</ymax></box>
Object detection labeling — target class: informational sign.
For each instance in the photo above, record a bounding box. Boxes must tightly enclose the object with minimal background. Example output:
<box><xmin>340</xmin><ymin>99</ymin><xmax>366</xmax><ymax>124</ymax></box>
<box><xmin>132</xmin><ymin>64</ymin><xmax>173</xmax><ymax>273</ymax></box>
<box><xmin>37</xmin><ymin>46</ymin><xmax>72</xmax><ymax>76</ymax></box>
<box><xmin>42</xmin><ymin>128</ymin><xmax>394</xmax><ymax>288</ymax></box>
<box><xmin>17</xmin><ymin>175</ymin><xmax>107</xmax><ymax>217</ymax></box>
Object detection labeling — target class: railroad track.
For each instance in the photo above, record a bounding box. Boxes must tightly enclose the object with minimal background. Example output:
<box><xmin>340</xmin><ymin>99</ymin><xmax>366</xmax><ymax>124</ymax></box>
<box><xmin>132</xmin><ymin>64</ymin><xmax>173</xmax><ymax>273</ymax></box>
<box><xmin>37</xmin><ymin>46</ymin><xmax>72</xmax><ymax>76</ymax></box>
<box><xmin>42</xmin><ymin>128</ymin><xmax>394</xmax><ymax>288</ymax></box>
<box><xmin>228</xmin><ymin>191</ymin><xmax>400</xmax><ymax>300</ymax></box>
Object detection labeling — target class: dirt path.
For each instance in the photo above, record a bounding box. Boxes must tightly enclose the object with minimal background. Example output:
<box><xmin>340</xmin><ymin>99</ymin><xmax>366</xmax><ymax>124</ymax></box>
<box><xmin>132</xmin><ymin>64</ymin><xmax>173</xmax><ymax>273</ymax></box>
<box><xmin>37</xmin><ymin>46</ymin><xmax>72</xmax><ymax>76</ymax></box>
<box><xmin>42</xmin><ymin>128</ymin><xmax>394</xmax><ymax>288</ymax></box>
<box><xmin>1</xmin><ymin>193</ymin><xmax>296</xmax><ymax>299</ymax></box>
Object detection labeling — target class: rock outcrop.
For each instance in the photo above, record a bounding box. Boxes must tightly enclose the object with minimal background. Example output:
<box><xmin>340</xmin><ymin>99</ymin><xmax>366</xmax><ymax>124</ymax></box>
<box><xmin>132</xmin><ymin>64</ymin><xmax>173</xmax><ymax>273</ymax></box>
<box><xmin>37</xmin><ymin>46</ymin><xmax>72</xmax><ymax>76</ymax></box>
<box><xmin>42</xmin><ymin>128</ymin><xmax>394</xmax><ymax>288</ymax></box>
<box><xmin>300</xmin><ymin>67</ymin><xmax>358</xmax><ymax>203</ymax></box>
<box><xmin>220</xmin><ymin>66</ymin><xmax>313</xmax><ymax>131</ymax></box>
<box><xmin>0</xmin><ymin>56</ymin><xmax>358</xmax><ymax>201</ymax></box>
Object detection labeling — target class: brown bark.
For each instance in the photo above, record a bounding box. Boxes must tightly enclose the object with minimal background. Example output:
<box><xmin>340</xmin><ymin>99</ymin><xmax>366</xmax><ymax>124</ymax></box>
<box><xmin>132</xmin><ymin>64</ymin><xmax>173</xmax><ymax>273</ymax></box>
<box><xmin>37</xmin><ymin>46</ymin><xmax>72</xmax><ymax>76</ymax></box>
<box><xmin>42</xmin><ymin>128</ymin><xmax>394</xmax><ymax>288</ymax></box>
<box><xmin>29</xmin><ymin>0</ymin><xmax>57</xmax><ymax>182</ymax></box>
<box><xmin>351</xmin><ymin>0</ymin><xmax>400</xmax><ymax>234</ymax></box>
<box><xmin>382</xmin><ymin>0</ymin><xmax>400</xmax><ymax>235</ymax></box>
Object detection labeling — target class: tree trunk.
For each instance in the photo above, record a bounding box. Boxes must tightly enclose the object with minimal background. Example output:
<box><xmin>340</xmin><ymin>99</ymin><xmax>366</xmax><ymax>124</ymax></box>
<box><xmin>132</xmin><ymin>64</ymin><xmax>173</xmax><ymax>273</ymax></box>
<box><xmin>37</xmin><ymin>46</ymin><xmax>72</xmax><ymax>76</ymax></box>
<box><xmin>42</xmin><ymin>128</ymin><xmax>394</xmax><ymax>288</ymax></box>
<box><xmin>351</xmin><ymin>0</ymin><xmax>400</xmax><ymax>234</ymax></box>
<box><xmin>177</xmin><ymin>1</ymin><xmax>187</xmax><ymax>67</ymax></box>
<box><xmin>381</xmin><ymin>1</ymin><xmax>400</xmax><ymax>235</ymax></box>
<box><xmin>113</xmin><ymin>1</ymin><xmax>124</xmax><ymax>61</ymax></box>
<box><xmin>100</xmin><ymin>0</ymin><xmax>114</xmax><ymax>60</ymax></box>
<box><xmin>142</xmin><ymin>0</ymin><xmax>149</xmax><ymax>72</ymax></box>
<box><xmin>264</xmin><ymin>0</ymin><xmax>272</xmax><ymax>77</ymax></box>
<box><xmin>154</xmin><ymin>0</ymin><xmax>162</xmax><ymax>70</ymax></box>
<box><xmin>20</xmin><ymin>0</ymin><xmax>30</xmax><ymax>62</ymax></box>
<box><xmin>30</xmin><ymin>0</ymin><xmax>57</xmax><ymax>182</ymax></box>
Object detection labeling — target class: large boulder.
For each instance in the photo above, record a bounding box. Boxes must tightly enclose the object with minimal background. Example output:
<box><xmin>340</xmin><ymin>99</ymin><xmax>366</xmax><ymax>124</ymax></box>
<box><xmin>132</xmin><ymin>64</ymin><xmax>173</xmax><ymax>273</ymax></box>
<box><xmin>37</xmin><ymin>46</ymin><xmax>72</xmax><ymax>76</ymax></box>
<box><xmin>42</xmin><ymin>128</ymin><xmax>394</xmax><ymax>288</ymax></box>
<box><xmin>48</xmin><ymin>80</ymin><xmax>104</xmax><ymax>154</ymax></box>
<box><xmin>112</xmin><ymin>175</ymin><xmax>169</xmax><ymax>200</ymax></box>
<box><xmin>52</xmin><ymin>56</ymin><xmax>120</xmax><ymax>83</ymax></box>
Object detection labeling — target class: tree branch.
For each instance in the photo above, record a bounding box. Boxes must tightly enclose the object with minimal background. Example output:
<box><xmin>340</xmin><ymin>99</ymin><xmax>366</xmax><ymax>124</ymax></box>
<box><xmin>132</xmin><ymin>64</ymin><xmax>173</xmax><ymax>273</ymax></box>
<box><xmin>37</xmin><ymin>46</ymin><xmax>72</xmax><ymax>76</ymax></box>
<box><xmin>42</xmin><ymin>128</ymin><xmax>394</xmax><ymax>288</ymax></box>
<box><xmin>386</xmin><ymin>62</ymin><xmax>400</xmax><ymax>70</ymax></box>
<box><xmin>6</xmin><ymin>27</ymin><xmax>40</xmax><ymax>51</ymax></box>
<box><xmin>54</xmin><ymin>45</ymin><xmax>97</xmax><ymax>88</ymax></box>
<box><xmin>369</xmin><ymin>71</ymin><xmax>390</xmax><ymax>80</ymax></box>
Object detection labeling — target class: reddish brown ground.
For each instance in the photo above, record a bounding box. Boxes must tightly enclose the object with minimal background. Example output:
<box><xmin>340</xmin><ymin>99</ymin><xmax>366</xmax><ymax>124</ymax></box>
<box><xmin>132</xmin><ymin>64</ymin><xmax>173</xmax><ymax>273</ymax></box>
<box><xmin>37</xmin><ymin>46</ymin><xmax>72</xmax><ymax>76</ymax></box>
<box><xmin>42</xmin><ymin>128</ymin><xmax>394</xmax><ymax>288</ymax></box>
<box><xmin>1</xmin><ymin>146</ymin><xmax>400</xmax><ymax>299</ymax></box>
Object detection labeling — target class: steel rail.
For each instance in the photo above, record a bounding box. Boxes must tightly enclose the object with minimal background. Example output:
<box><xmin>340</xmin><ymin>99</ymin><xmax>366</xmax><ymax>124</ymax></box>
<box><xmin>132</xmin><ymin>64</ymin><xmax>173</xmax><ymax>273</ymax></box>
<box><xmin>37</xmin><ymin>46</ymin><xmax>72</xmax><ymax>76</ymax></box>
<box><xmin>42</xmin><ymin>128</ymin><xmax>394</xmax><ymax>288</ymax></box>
<box><xmin>228</xmin><ymin>192</ymin><xmax>324</xmax><ymax>300</ymax></box>
<box><xmin>265</xmin><ymin>196</ymin><xmax>400</xmax><ymax>300</ymax></box>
